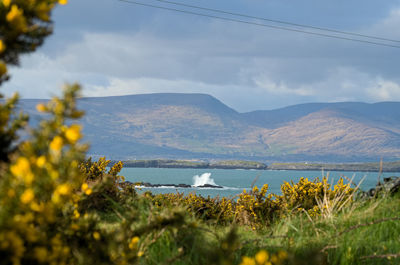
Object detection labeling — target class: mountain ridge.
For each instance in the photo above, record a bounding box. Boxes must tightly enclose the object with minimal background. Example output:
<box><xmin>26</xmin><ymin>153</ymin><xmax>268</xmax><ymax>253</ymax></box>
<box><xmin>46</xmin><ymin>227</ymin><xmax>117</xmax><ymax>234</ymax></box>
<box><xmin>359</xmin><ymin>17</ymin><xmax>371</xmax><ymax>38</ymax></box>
<box><xmin>18</xmin><ymin>93</ymin><xmax>400</xmax><ymax>162</ymax></box>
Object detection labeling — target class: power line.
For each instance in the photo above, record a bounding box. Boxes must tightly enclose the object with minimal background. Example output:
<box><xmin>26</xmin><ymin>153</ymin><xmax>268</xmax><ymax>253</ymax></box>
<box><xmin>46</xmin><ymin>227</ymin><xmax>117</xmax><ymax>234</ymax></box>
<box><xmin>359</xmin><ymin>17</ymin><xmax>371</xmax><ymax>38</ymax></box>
<box><xmin>153</xmin><ymin>0</ymin><xmax>400</xmax><ymax>44</ymax></box>
<box><xmin>118</xmin><ymin>0</ymin><xmax>400</xmax><ymax>49</ymax></box>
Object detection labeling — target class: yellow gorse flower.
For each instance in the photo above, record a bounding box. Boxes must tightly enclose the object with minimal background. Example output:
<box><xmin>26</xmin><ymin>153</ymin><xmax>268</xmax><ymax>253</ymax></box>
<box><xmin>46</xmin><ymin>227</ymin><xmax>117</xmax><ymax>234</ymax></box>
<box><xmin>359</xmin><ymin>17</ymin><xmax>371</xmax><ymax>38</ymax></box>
<box><xmin>65</xmin><ymin>124</ymin><xmax>81</xmax><ymax>143</ymax></box>
<box><xmin>73</xmin><ymin>209</ymin><xmax>80</xmax><ymax>219</ymax></box>
<box><xmin>52</xmin><ymin>183</ymin><xmax>71</xmax><ymax>204</ymax></box>
<box><xmin>240</xmin><ymin>256</ymin><xmax>256</xmax><ymax>265</ymax></box>
<box><xmin>50</xmin><ymin>136</ymin><xmax>63</xmax><ymax>151</ymax></box>
<box><xmin>36</xmin><ymin>103</ymin><xmax>46</xmax><ymax>112</ymax></box>
<box><xmin>240</xmin><ymin>250</ymin><xmax>287</xmax><ymax>265</ymax></box>
<box><xmin>55</xmin><ymin>184</ymin><xmax>71</xmax><ymax>195</ymax></box>
<box><xmin>129</xmin><ymin>236</ymin><xmax>139</xmax><ymax>250</ymax></box>
<box><xmin>6</xmin><ymin>5</ymin><xmax>27</xmax><ymax>32</ymax></box>
<box><xmin>2</xmin><ymin>0</ymin><xmax>10</xmax><ymax>8</ymax></box>
<box><xmin>10</xmin><ymin>157</ymin><xmax>34</xmax><ymax>184</ymax></box>
<box><xmin>255</xmin><ymin>250</ymin><xmax>269</xmax><ymax>264</ymax></box>
<box><xmin>10</xmin><ymin>157</ymin><xmax>30</xmax><ymax>177</ymax></box>
<box><xmin>0</xmin><ymin>40</ymin><xmax>5</xmax><ymax>54</ymax></box>
<box><xmin>81</xmin><ymin>183</ymin><xmax>88</xmax><ymax>190</ymax></box>
<box><xmin>93</xmin><ymin>232</ymin><xmax>100</xmax><ymax>240</ymax></box>
<box><xmin>30</xmin><ymin>201</ymin><xmax>44</xmax><ymax>212</ymax></box>
<box><xmin>36</xmin><ymin>156</ymin><xmax>46</xmax><ymax>168</ymax></box>
<box><xmin>81</xmin><ymin>183</ymin><xmax>93</xmax><ymax>195</ymax></box>
<box><xmin>21</xmin><ymin>189</ymin><xmax>35</xmax><ymax>204</ymax></box>
<box><xmin>58</xmin><ymin>0</ymin><xmax>68</xmax><ymax>5</ymax></box>
<box><xmin>6</xmin><ymin>5</ymin><xmax>22</xmax><ymax>22</ymax></box>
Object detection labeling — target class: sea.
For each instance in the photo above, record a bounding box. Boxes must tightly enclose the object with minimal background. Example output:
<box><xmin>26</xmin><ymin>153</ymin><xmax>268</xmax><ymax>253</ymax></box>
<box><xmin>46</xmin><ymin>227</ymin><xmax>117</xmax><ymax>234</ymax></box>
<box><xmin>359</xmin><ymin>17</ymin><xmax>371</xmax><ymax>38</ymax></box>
<box><xmin>122</xmin><ymin>168</ymin><xmax>400</xmax><ymax>198</ymax></box>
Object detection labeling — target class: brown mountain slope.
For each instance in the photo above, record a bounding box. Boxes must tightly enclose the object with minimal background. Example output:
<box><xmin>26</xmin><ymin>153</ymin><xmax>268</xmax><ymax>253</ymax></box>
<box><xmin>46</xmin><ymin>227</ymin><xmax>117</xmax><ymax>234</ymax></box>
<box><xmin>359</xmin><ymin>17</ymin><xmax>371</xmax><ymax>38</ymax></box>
<box><xmin>19</xmin><ymin>94</ymin><xmax>400</xmax><ymax>161</ymax></box>
<box><xmin>260</xmin><ymin>110</ymin><xmax>400</xmax><ymax>158</ymax></box>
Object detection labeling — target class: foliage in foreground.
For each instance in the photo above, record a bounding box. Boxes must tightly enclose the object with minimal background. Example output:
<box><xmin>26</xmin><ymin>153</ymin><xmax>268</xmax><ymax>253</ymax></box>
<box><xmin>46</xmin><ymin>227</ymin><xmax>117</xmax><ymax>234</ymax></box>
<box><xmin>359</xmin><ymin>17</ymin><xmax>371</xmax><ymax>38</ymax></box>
<box><xmin>0</xmin><ymin>1</ymin><xmax>399</xmax><ymax>264</ymax></box>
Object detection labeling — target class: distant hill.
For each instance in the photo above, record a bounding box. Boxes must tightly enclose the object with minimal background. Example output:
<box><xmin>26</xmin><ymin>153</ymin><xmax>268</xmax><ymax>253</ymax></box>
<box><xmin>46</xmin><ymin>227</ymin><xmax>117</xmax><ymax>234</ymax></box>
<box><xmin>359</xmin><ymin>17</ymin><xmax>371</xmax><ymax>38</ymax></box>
<box><xmin>19</xmin><ymin>94</ymin><xmax>400</xmax><ymax>162</ymax></box>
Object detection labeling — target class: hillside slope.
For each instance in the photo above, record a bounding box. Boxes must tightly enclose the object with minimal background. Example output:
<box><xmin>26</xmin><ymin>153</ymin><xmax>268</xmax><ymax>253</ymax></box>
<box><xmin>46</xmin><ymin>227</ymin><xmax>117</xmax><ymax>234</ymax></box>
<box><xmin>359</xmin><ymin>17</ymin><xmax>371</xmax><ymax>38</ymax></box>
<box><xmin>19</xmin><ymin>94</ymin><xmax>400</xmax><ymax>162</ymax></box>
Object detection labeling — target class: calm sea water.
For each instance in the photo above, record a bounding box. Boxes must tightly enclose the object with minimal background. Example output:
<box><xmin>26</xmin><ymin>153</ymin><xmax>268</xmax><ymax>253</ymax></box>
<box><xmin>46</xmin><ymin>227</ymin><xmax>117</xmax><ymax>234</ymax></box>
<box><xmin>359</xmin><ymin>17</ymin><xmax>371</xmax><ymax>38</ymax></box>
<box><xmin>122</xmin><ymin>168</ymin><xmax>400</xmax><ymax>198</ymax></box>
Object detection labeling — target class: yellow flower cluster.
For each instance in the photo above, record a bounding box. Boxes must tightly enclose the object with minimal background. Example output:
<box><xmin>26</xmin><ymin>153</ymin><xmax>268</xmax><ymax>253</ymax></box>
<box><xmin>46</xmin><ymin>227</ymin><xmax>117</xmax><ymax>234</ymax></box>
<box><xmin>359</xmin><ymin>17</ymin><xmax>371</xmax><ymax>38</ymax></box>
<box><xmin>153</xmin><ymin>176</ymin><xmax>354</xmax><ymax>227</ymax></box>
<box><xmin>65</xmin><ymin>124</ymin><xmax>82</xmax><ymax>143</ymax></box>
<box><xmin>235</xmin><ymin>184</ymin><xmax>278</xmax><ymax>228</ymax></box>
<box><xmin>0</xmin><ymin>0</ymin><xmax>70</xmax><ymax>84</ymax></box>
<box><xmin>81</xmin><ymin>183</ymin><xmax>92</xmax><ymax>195</ymax></box>
<box><xmin>152</xmin><ymin>184</ymin><xmax>278</xmax><ymax>227</ymax></box>
<box><xmin>0</xmin><ymin>87</ymin><xmax>88</xmax><ymax>265</ymax></box>
<box><xmin>10</xmin><ymin>157</ymin><xmax>34</xmax><ymax>184</ymax></box>
<box><xmin>0</xmin><ymin>85</ymin><xmax>155</xmax><ymax>265</ymax></box>
<box><xmin>240</xmin><ymin>250</ymin><xmax>288</xmax><ymax>265</ymax></box>
<box><xmin>278</xmin><ymin>177</ymin><xmax>353</xmax><ymax>216</ymax></box>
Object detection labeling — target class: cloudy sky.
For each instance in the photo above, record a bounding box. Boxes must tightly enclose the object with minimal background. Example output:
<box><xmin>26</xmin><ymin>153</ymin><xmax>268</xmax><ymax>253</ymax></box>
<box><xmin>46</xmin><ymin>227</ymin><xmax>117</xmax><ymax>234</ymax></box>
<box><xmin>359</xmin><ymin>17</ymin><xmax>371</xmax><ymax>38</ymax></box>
<box><xmin>3</xmin><ymin>0</ymin><xmax>400</xmax><ymax>112</ymax></box>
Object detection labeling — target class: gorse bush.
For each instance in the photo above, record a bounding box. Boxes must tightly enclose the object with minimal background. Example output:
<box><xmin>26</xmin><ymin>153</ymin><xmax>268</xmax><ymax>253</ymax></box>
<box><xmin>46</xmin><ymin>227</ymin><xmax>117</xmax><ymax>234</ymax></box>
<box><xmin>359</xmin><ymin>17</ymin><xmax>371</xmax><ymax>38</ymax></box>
<box><xmin>78</xmin><ymin>157</ymin><xmax>133</xmax><ymax>211</ymax></box>
<box><xmin>235</xmin><ymin>185</ymin><xmax>280</xmax><ymax>228</ymax></box>
<box><xmin>1</xmin><ymin>0</ymin><xmax>67</xmax><ymax>162</ymax></box>
<box><xmin>150</xmin><ymin>177</ymin><xmax>355</xmax><ymax>228</ymax></box>
<box><xmin>278</xmin><ymin>177</ymin><xmax>354</xmax><ymax>217</ymax></box>
<box><xmin>0</xmin><ymin>85</ymin><xmax>133</xmax><ymax>264</ymax></box>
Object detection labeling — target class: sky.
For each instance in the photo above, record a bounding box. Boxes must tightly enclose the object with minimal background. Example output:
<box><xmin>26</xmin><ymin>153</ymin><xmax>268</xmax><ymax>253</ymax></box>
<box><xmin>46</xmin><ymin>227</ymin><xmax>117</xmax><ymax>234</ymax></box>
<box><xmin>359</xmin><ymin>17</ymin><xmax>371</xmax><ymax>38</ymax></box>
<box><xmin>3</xmin><ymin>0</ymin><xmax>400</xmax><ymax>112</ymax></box>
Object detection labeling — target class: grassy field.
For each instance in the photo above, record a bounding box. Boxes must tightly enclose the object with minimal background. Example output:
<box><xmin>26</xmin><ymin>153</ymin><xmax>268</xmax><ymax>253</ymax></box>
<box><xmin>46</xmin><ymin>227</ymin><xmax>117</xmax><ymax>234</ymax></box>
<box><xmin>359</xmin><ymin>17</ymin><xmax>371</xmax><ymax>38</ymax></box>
<box><xmin>97</xmin><ymin>183</ymin><xmax>400</xmax><ymax>265</ymax></box>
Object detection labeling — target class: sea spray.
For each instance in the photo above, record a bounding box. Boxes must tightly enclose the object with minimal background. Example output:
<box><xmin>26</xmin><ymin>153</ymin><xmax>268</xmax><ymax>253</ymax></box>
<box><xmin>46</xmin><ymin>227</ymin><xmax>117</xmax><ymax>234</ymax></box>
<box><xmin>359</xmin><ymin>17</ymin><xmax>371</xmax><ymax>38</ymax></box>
<box><xmin>193</xmin><ymin>173</ymin><xmax>217</xmax><ymax>187</ymax></box>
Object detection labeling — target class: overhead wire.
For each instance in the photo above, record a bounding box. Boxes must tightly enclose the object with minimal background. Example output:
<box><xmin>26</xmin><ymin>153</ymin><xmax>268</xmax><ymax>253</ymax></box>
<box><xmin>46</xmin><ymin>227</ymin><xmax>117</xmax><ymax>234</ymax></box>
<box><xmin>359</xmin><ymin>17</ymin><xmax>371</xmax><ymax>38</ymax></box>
<box><xmin>117</xmin><ymin>0</ymin><xmax>400</xmax><ymax>49</ymax></box>
<box><xmin>152</xmin><ymin>0</ymin><xmax>400</xmax><ymax>44</ymax></box>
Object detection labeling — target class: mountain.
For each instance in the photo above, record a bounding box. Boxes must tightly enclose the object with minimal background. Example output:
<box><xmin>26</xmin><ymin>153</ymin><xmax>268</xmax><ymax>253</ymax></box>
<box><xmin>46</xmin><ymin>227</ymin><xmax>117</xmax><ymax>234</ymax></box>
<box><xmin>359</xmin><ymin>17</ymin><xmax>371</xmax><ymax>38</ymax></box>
<box><xmin>19</xmin><ymin>94</ymin><xmax>400</xmax><ymax>162</ymax></box>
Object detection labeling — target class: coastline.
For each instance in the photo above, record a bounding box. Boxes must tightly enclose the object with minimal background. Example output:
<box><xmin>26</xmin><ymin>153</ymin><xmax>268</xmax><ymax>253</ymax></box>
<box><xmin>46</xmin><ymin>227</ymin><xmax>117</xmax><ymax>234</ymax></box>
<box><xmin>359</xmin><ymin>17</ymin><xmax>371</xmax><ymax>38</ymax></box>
<box><xmin>268</xmin><ymin>161</ymin><xmax>400</xmax><ymax>172</ymax></box>
<box><xmin>111</xmin><ymin>159</ymin><xmax>400</xmax><ymax>172</ymax></box>
<box><xmin>112</xmin><ymin>159</ymin><xmax>268</xmax><ymax>170</ymax></box>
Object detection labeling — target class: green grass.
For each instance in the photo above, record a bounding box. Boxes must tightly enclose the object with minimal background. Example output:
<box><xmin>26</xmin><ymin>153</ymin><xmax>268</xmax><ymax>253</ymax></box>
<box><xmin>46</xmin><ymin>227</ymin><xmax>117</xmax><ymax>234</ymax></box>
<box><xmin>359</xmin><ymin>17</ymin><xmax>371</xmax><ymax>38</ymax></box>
<box><xmin>235</xmin><ymin>194</ymin><xmax>400</xmax><ymax>265</ymax></box>
<box><xmin>97</xmin><ymin>194</ymin><xmax>400</xmax><ymax>265</ymax></box>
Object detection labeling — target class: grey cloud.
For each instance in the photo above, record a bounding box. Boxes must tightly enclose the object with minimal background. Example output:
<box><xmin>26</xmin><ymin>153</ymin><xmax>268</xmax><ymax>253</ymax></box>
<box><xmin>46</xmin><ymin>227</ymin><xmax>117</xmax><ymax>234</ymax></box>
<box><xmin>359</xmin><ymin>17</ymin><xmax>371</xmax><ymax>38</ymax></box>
<box><xmin>3</xmin><ymin>2</ymin><xmax>400</xmax><ymax>112</ymax></box>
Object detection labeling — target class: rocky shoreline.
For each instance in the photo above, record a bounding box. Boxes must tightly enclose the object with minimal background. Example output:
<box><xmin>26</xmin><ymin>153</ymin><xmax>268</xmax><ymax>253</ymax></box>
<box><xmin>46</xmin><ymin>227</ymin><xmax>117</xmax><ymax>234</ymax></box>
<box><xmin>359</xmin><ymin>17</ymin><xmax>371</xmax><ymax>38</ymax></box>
<box><xmin>115</xmin><ymin>159</ymin><xmax>268</xmax><ymax>170</ymax></box>
<box><xmin>363</xmin><ymin>176</ymin><xmax>400</xmax><ymax>197</ymax></box>
<box><xmin>113</xmin><ymin>159</ymin><xmax>400</xmax><ymax>172</ymax></box>
<box><xmin>125</xmin><ymin>181</ymin><xmax>223</xmax><ymax>189</ymax></box>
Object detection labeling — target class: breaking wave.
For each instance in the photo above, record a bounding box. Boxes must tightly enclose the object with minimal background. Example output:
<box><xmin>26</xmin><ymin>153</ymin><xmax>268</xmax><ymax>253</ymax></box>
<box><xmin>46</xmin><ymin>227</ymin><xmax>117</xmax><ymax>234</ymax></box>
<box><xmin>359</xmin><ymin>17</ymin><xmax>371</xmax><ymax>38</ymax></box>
<box><xmin>193</xmin><ymin>173</ymin><xmax>216</xmax><ymax>187</ymax></box>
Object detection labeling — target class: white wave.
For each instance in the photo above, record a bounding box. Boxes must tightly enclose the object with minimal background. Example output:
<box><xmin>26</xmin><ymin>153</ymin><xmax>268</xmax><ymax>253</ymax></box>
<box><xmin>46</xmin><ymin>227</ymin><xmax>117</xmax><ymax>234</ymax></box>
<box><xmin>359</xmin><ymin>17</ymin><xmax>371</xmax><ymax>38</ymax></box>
<box><xmin>192</xmin><ymin>173</ymin><xmax>217</xmax><ymax>187</ymax></box>
<box><xmin>195</xmin><ymin>186</ymin><xmax>240</xmax><ymax>190</ymax></box>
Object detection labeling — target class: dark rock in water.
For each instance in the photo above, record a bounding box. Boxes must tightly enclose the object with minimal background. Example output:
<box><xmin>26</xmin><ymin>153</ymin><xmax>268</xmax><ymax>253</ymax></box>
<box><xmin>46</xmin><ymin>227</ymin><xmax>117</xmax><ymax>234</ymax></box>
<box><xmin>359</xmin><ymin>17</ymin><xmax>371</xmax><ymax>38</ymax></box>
<box><xmin>196</xmin><ymin>184</ymin><xmax>223</xmax><ymax>188</ymax></box>
<box><xmin>123</xmin><ymin>181</ymin><xmax>223</xmax><ymax>188</ymax></box>
<box><xmin>131</xmin><ymin>182</ymin><xmax>191</xmax><ymax>188</ymax></box>
<box><xmin>176</xmin><ymin>184</ymin><xmax>192</xmax><ymax>188</ymax></box>
<box><xmin>123</xmin><ymin>181</ymin><xmax>142</xmax><ymax>187</ymax></box>
<box><xmin>365</xmin><ymin>176</ymin><xmax>400</xmax><ymax>197</ymax></box>
<box><xmin>141</xmin><ymin>182</ymin><xmax>153</xmax><ymax>187</ymax></box>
